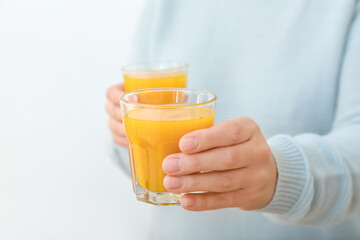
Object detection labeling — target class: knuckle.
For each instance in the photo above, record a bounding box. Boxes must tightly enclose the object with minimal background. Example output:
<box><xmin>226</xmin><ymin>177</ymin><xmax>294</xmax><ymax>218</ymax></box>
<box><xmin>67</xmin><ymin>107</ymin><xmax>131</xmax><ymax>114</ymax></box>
<box><xmin>215</xmin><ymin>194</ymin><xmax>227</xmax><ymax>208</ymax></box>
<box><xmin>243</xmin><ymin>116</ymin><xmax>255</xmax><ymax>125</ymax></box>
<box><xmin>219</xmin><ymin>172</ymin><xmax>233</xmax><ymax>190</ymax></box>
<box><xmin>224</xmin><ymin>148</ymin><xmax>237</xmax><ymax>168</ymax></box>
<box><xmin>186</xmin><ymin>176</ymin><xmax>199</xmax><ymax>190</ymax></box>
<box><xmin>226</xmin><ymin>191</ymin><xmax>239</xmax><ymax>208</ymax></box>
<box><xmin>253</xmin><ymin>124</ymin><xmax>260</xmax><ymax>134</ymax></box>
<box><xmin>247</xmin><ymin>118</ymin><xmax>259</xmax><ymax>132</ymax></box>
<box><xmin>228</xmin><ymin>120</ymin><xmax>242</xmax><ymax>143</ymax></box>
<box><xmin>114</xmin><ymin>135</ymin><xmax>127</xmax><ymax>146</ymax></box>
<box><xmin>239</xmin><ymin>117</ymin><xmax>258</xmax><ymax>133</ymax></box>
<box><xmin>189</xmin><ymin>155</ymin><xmax>202</xmax><ymax>172</ymax></box>
<box><xmin>106</xmin><ymin>85</ymin><xmax>123</xmax><ymax>103</ymax></box>
<box><xmin>257</xmin><ymin>169</ymin><xmax>269</xmax><ymax>184</ymax></box>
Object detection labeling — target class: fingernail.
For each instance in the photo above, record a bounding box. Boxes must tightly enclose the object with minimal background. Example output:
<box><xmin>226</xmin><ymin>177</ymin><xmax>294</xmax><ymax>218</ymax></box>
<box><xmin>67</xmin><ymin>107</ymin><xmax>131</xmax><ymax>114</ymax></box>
<box><xmin>162</xmin><ymin>157</ymin><xmax>183</xmax><ymax>173</ymax></box>
<box><xmin>164</xmin><ymin>176</ymin><xmax>184</xmax><ymax>189</ymax></box>
<box><xmin>179</xmin><ymin>136</ymin><xmax>199</xmax><ymax>152</ymax></box>
<box><xmin>182</xmin><ymin>196</ymin><xmax>195</xmax><ymax>208</ymax></box>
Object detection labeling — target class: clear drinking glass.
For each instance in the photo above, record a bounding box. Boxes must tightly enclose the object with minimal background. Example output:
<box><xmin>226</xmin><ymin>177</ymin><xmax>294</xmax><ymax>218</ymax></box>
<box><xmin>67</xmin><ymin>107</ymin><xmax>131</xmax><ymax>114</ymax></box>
<box><xmin>122</xmin><ymin>61</ymin><xmax>188</xmax><ymax>92</ymax></box>
<box><xmin>120</xmin><ymin>88</ymin><xmax>217</xmax><ymax>205</ymax></box>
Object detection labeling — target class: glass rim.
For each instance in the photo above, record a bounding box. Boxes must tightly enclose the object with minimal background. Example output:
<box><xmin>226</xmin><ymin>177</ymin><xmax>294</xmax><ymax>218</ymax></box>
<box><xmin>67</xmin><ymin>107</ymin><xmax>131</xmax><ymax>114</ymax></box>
<box><xmin>121</xmin><ymin>61</ymin><xmax>188</xmax><ymax>75</ymax></box>
<box><xmin>120</xmin><ymin>88</ymin><xmax>217</xmax><ymax>108</ymax></box>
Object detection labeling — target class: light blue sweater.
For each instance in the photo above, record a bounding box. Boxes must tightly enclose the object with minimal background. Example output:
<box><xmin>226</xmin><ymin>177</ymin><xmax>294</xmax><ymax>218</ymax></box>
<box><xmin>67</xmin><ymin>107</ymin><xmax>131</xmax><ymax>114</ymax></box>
<box><xmin>113</xmin><ymin>0</ymin><xmax>360</xmax><ymax>239</ymax></box>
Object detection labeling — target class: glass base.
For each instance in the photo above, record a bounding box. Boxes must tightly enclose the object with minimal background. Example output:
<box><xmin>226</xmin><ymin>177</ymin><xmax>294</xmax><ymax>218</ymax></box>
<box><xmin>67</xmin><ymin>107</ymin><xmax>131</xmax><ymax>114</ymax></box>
<box><xmin>135</xmin><ymin>186</ymin><xmax>182</xmax><ymax>206</ymax></box>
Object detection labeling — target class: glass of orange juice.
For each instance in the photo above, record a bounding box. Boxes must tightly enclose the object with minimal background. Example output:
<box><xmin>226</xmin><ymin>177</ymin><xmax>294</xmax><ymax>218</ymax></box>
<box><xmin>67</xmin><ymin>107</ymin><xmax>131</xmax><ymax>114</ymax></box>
<box><xmin>120</xmin><ymin>88</ymin><xmax>217</xmax><ymax>205</ymax></box>
<box><xmin>122</xmin><ymin>61</ymin><xmax>188</xmax><ymax>92</ymax></box>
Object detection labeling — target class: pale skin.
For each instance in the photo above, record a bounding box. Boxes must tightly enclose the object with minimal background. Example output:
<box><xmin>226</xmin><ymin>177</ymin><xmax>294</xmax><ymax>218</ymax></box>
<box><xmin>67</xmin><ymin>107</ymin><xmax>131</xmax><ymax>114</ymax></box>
<box><xmin>106</xmin><ymin>83</ymin><xmax>278</xmax><ymax>211</ymax></box>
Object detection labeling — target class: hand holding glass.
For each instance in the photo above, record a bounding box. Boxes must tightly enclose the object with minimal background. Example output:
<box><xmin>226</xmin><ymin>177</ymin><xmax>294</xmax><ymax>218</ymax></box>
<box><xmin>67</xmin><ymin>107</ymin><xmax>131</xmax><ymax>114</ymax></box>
<box><xmin>120</xmin><ymin>88</ymin><xmax>217</xmax><ymax>205</ymax></box>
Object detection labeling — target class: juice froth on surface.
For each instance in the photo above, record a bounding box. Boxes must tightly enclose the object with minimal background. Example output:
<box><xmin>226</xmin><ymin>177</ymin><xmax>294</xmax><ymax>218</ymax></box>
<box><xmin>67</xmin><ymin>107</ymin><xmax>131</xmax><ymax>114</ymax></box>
<box><xmin>123</xmin><ymin>71</ymin><xmax>187</xmax><ymax>92</ymax></box>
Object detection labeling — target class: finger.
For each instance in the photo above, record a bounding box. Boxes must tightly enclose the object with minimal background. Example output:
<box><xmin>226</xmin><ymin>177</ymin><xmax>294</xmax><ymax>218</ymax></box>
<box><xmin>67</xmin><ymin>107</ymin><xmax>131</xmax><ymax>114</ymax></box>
<box><xmin>105</xmin><ymin>102</ymin><xmax>123</xmax><ymax>122</ymax></box>
<box><xmin>108</xmin><ymin>118</ymin><xmax>126</xmax><ymax>137</ymax></box>
<box><xmin>163</xmin><ymin>168</ymin><xmax>248</xmax><ymax>193</ymax></box>
<box><xmin>163</xmin><ymin>142</ymin><xmax>253</xmax><ymax>175</ymax></box>
<box><xmin>179</xmin><ymin>117</ymin><xmax>258</xmax><ymax>153</ymax></box>
<box><xmin>180</xmin><ymin>190</ymin><xmax>243</xmax><ymax>211</ymax></box>
<box><xmin>112</xmin><ymin>133</ymin><xmax>128</xmax><ymax>146</ymax></box>
<box><xmin>181</xmin><ymin>188</ymin><xmax>266</xmax><ymax>211</ymax></box>
<box><xmin>106</xmin><ymin>84</ymin><xmax>125</xmax><ymax>106</ymax></box>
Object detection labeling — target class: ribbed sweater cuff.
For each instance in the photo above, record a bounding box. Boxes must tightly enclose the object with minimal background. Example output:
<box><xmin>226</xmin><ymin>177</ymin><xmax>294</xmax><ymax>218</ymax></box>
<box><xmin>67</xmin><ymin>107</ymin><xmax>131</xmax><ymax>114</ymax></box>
<box><xmin>259</xmin><ymin>135</ymin><xmax>312</xmax><ymax>219</ymax></box>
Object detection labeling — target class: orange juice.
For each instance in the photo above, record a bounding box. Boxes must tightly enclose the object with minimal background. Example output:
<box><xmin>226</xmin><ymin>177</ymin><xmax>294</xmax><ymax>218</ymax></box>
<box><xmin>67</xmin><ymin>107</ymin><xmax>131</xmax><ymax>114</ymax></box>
<box><xmin>123</xmin><ymin>71</ymin><xmax>187</xmax><ymax>92</ymax></box>
<box><xmin>124</xmin><ymin>107</ymin><xmax>215</xmax><ymax>192</ymax></box>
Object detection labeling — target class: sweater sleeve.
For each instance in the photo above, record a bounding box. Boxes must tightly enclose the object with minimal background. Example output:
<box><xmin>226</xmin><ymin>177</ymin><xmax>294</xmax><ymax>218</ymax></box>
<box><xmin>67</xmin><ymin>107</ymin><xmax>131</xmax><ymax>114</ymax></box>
<box><xmin>126</xmin><ymin>0</ymin><xmax>159</xmax><ymax>63</ymax></box>
<box><xmin>110</xmin><ymin>1</ymin><xmax>159</xmax><ymax>176</ymax></box>
<box><xmin>260</xmin><ymin>3</ymin><xmax>360</xmax><ymax>225</ymax></box>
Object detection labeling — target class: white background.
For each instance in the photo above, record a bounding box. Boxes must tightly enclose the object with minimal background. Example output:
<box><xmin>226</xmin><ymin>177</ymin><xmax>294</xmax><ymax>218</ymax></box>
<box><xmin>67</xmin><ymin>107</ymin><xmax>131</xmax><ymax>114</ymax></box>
<box><xmin>0</xmin><ymin>0</ymin><xmax>153</xmax><ymax>239</ymax></box>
